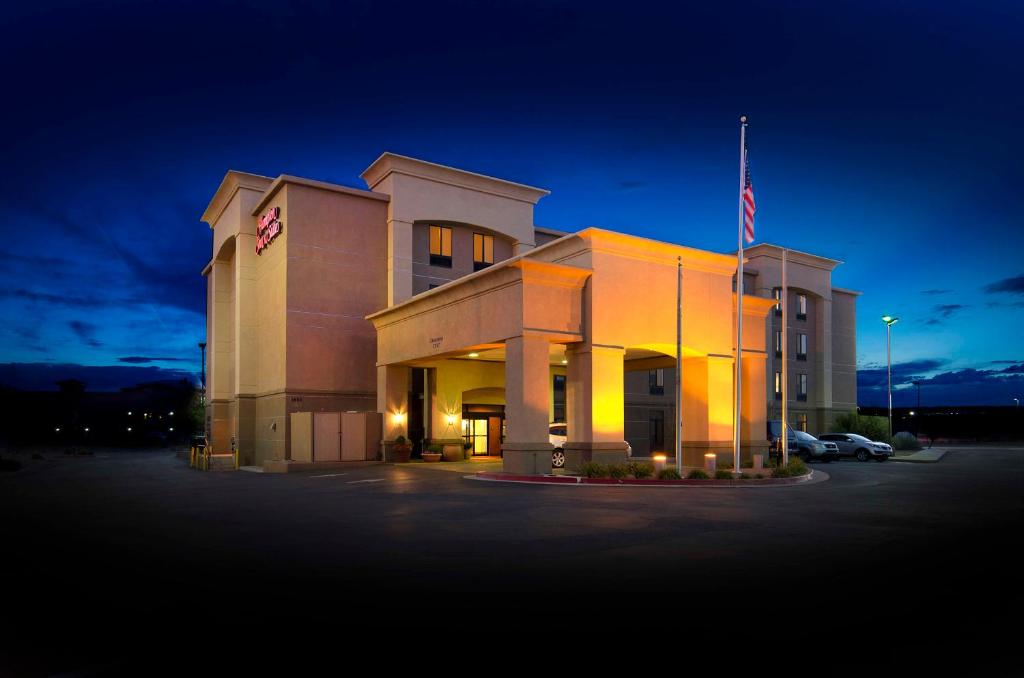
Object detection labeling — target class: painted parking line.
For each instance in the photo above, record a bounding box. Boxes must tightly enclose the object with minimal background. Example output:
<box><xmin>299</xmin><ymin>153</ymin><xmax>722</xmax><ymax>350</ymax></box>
<box><xmin>311</xmin><ymin>473</ymin><xmax>348</xmax><ymax>478</ymax></box>
<box><xmin>346</xmin><ymin>478</ymin><xmax>385</xmax><ymax>484</ymax></box>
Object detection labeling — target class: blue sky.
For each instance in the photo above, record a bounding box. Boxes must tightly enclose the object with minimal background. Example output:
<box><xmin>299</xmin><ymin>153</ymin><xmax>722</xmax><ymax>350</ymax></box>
<box><xmin>1</xmin><ymin>0</ymin><xmax>1022</xmax><ymax>406</ymax></box>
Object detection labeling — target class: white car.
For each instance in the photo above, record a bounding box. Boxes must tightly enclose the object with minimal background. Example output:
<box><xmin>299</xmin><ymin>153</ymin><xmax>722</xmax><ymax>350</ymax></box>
<box><xmin>548</xmin><ymin>422</ymin><xmax>631</xmax><ymax>469</ymax></box>
<box><xmin>818</xmin><ymin>433</ymin><xmax>893</xmax><ymax>462</ymax></box>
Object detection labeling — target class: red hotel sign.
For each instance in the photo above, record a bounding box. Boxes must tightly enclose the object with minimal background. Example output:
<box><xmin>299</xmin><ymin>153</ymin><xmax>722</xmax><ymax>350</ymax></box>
<box><xmin>256</xmin><ymin>206</ymin><xmax>283</xmax><ymax>255</ymax></box>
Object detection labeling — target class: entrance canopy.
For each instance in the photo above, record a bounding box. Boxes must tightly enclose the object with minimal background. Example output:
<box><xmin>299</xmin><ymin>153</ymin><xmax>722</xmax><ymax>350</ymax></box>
<box><xmin>367</xmin><ymin>228</ymin><xmax>775</xmax><ymax>473</ymax></box>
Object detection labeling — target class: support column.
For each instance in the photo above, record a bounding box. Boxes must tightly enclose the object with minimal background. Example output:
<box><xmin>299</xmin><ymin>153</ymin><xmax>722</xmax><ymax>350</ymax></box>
<box><xmin>378</xmin><ymin>365</ymin><xmax>409</xmax><ymax>461</ymax></box>
<box><xmin>388</xmin><ymin>219</ymin><xmax>414</xmax><ymax>306</ymax></box>
<box><xmin>503</xmin><ymin>334</ymin><xmax>552</xmax><ymax>474</ymax></box>
<box><xmin>564</xmin><ymin>344</ymin><xmax>627</xmax><ymax>469</ymax></box>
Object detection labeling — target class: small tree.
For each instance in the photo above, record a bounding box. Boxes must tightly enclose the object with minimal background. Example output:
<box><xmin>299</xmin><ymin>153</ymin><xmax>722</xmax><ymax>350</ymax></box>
<box><xmin>834</xmin><ymin>410</ymin><xmax>891</xmax><ymax>443</ymax></box>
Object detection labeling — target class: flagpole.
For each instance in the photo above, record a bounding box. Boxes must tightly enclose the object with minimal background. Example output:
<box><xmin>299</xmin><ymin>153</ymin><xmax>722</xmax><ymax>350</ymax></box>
<box><xmin>781</xmin><ymin>248</ymin><xmax>789</xmax><ymax>466</ymax></box>
<box><xmin>675</xmin><ymin>255</ymin><xmax>683</xmax><ymax>472</ymax></box>
<box><xmin>734</xmin><ymin>116</ymin><xmax>747</xmax><ymax>475</ymax></box>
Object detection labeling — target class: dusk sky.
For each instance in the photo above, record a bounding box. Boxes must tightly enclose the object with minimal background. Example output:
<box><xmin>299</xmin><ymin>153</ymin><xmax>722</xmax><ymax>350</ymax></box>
<box><xmin>2</xmin><ymin>0</ymin><xmax>1022</xmax><ymax>406</ymax></box>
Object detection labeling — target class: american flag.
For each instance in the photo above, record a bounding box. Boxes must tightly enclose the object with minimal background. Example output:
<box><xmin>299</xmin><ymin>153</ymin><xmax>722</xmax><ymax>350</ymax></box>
<box><xmin>743</xmin><ymin>149</ymin><xmax>756</xmax><ymax>244</ymax></box>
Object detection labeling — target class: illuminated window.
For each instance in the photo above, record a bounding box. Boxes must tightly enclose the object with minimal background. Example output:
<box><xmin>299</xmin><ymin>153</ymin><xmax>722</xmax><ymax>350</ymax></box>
<box><xmin>796</xmin><ymin>294</ymin><xmax>807</xmax><ymax>320</ymax></box>
<box><xmin>797</xmin><ymin>413</ymin><xmax>808</xmax><ymax>432</ymax></box>
<box><xmin>429</xmin><ymin>225</ymin><xmax>452</xmax><ymax>267</ymax></box>
<box><xmin>798</xmin><ymin>373</ymin><xmax>808</xmax><ymax>401</ymax></box>
<box><xmin>797</xmin><ymin>333</ymin><xmax>807</xmax><ymax>361</ymax></box>
<box><xmin>649</xmin><ymin>369</ymin><xmax>665</xmax><ymax>396</ymax></box>
<box><xmin>473</xmin><ymin>233</ymin><xmax>494</xmax><ymax>271</ymax></box>
<box><xmin>772</xmin><ymin>287</ymin><xmax>782</xmax><ymax>315</ymax></box>
<box><xmin>774</xmin><ymin>330</ymin><xmax>782</xmax><ymax>358</ymax></box>
<box><xmin>774</xmin><ymin>371</ymin><xmax>782</xmax><ymax>399</ymax></box>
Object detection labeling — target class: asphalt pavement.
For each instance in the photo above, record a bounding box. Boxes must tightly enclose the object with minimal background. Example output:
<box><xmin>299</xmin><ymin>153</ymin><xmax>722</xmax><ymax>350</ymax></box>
<box><xmin>1</xmin><ymin>446</ymin><xmax>1021</xmax><ymax>675</ymax></box>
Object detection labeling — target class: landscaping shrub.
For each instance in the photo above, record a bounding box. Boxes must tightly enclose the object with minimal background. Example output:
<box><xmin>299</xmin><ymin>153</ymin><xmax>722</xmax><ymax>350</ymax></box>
<box><xmin>607</xmin><ymin>463</ymin><xmax>630</xmax><ymax>479</ymax></box>
<box><xmin>892</xmin><ymin>431</ymin><xmax>922</xmax><ymax>451</ymax></box>
<box><xmin>427</xmin><ymin>443</ymin><xmax>443</xmax><ymax>454</ymax></box>
<box><xmin>657</xmin><ymin>468</ymin><xmax>682</xmax><ymax>480</ymax></box>
<box><xmin>754</xmin><ymin>473</ymin><xmax>765</xmax><ymax>479</ymax></box>
<box><xmin>686</xmin><ymin>469</ymin><xmax>709</xmax><ymax>480</ymax></box>
<box><xmin>714</xmin><ymin>469</ymin><xmax>733</xmax><ymax>480</ymax></box>
<box><xmin>739</xmin><ymin>473</ymin><xmax>753</xmax><ymax>480</ymax></box>
<box><xmin>627</xmin><ymin>461</ymin><xmax>654</xmax><ymax>479</ymax></box>
<box><xmin>834</xmin><ymin>411</ymin><xmax>891</xmax><ymax>444</ymax></box>
<box><xmin>772</xmin><ymin>457</ymin><xmax>810</xmax><ymax>478</ymax></box>
<box><xmin>578</xmin><ymin>462</ymin><xmax>609</xmax><ymax>478</ymax></box>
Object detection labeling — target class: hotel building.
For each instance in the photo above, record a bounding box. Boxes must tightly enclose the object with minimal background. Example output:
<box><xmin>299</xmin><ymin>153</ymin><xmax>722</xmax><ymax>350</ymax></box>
<box><xmin>201</xmin><ymin>153</ymin><xmax>856</xmax><ymax>472</ymax></box>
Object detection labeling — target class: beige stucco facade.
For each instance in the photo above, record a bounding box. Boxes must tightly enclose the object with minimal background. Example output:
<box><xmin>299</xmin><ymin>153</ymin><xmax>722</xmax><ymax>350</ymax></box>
<box><xmin>200</xmin><ymin>152</ymin><xmax>855</xmax><ymax>472</ymax></box>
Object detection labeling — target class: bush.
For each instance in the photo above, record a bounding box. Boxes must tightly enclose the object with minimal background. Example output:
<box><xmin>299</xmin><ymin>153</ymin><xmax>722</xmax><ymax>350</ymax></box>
<box><xmin>714</xmin><ymin>469</ymin><xmax>734</xmax><ymax>480</ymax></box>
<box><xmin>686</xmin><ymin>469</ymin><xmax>709</xmax><ymax>480</ymax></box>
<box><xmin>627</xmin><ymin>461</ymin><xmax>654</xmax><ymax>479</ymax></box>
<box><xmin>578</xmin><ymin>462</ymin><xmax>609</xmax><ymax>478</ymax></box>
<box><xmin>892</xmin><ymin>431</ymin><xmax>922</xmax><ymax>451</ymax></box>
<box><xmin>658</xmin><ymin>468</ymin><xmax>682</xmax><ymax>480</ymax></box>
<box><xmin>772</xmin><ymin>457</ymin><xmax>810</xmax><ymax>478</ymax></box>
<box><xmin>427</xmin><ymin>443</ymin><xmax>443</xmax><ymax>454</ymax></box>
<box><xmin>754</xmin><ymin>473</ymin><xmax>765</xmax><ymax>479</ymax></box>
<box><xmin>608</xmin><ymin>463</ymin><xmax>630</xmax><ymax>479</ymax></box>
<box><xmin>739</xmin><ymin>473</ymin><xmax>753</xmax><ymax>480</ymax></box>
<box><xmin>834</xmin><ymin>411</ymin><xmax>891</xmax><ymax>444</ymax></box>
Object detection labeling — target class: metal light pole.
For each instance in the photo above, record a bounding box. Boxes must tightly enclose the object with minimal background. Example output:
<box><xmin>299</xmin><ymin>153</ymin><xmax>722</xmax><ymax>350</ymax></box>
<box><xmin>913</xmin><ymin>380</ymin><xmax>921</xmax><ymax>437</ymax></box>
<box><xmin>882</xmin><ymin>316</ymin><xmax>899</xmax><ymax>439</ymax></box>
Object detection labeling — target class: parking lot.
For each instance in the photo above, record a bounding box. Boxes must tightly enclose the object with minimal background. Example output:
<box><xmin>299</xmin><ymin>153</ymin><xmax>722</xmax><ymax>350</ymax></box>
<box><xmin>2</xmin><ymin>445</ymin><xmax>1022</xmax><ymax>673</ymax></box>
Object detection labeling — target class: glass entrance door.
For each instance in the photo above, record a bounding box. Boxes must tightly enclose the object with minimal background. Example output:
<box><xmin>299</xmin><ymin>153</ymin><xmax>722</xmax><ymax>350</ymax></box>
<box><xmin>463</xmin><ymin>418</ymin><xmax>490</xmax><ymax>456</ymax></box>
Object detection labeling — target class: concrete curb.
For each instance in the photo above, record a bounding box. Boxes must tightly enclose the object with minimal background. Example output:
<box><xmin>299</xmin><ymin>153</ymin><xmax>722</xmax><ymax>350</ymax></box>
<box><xmin>465</xmin><ymin>469</ymin><xmax>824</xmax><ymax>488</ymax></box>
<box><xmin>889</xmin><ymin>449</ymin><xmax>949</xmax><ymax>463</ymax></box>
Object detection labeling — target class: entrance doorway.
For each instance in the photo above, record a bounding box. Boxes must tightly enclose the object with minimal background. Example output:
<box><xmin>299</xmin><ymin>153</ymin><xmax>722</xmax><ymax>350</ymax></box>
<box><xmin>461</xmin><ymin>404</ymin><xmax>505</xmax><ymax>457</ymax></box>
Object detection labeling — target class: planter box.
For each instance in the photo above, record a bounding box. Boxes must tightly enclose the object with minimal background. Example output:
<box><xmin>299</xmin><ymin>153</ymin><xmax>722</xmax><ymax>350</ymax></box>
<box><xmin>422</xmin><ymin>452</ymin><xmax>442</xmax><ymax>463</ymax></box>
<box><xmin>442</xmin><ymin>444</ymin><xmax>463</xmax><ymax>462</ymax></box>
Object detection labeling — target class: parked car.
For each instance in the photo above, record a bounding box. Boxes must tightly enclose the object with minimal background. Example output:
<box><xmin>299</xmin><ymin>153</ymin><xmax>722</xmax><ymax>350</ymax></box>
<box><xmin>818</xmin><ymin>433</ymin><xmax>892</xmax><ymax>462</ymax></box>
<box><xmin>548</xmin><ymin>422</ymin><xmax>631</xmax><ymax>469</ymax></box>
<box><xmin>767</xmin><ymin>421</ymin><xmax>838</xmax><ymax>463</ymax></box>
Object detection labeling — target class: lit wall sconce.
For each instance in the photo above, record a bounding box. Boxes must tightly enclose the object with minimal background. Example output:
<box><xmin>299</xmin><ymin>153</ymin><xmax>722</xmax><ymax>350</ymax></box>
<box><xmin>391</xmin><ymin>412</ymin><xmax>406</xmax><ymax>426</ymax></box>
<box><xmin>445</xmin><ymin>414</ymin><xmax>456</xmax><ymax>426</ymax></box>
<box><xmin>468</xmin><ymin>352</ymin><xmax>479</xmax><ymax>358</ymax></box>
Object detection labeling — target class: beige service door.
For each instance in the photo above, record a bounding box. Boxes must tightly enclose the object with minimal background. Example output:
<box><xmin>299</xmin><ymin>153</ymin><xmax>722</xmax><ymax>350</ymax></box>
<box><xmin>487</xmin><ymin>417</ymin><xmax>502</xmax><ymax>456</ymax></box>
<box><xmin>313</xmin><ymin>412</ymin><xmax>341</xmax><ymax>462</ymax></box>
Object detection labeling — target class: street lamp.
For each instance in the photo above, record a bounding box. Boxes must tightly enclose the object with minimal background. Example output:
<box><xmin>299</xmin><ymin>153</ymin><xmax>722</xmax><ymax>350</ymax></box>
<box><xmin>882</xmin><ymin>315</ymin><xmax>900</xmax><ymax>439</ymax></box>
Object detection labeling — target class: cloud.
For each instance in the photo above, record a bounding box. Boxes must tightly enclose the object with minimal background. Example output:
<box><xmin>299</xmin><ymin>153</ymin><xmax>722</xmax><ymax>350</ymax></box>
<box><xmin>617</xmin><ymin>180</ymin><xmax>647</xmax><ymax>191</ymax></box>
<box><xmin>68</xmin><ymin>320</ymin><xmax>102</xmax><ymax>348</ymax></box>
<box><xmin>921</xmin><ymin>289</ymin><xmax>949</xmax><ymax>296</ymax></box>
<box><xmin>983</xmin><ymin>274</ymin><xmax>1024</xmax><ymax>295</ymax></box>
<box><xmin>859</xmin><ymin>360</ymin><xmax>1024</xmax><ymax>407</ymax></box>
<box><xmin>118</xmin><ymin>356</ymin><xmax>190</xmax><ymax>364</ymax></box>
<box><xmin>1</xmin><ymin>288</ymin><xmax>109</xmax><ymax>309</ymax></box>
<box><xmin>934</xmin><ymin>303</ymin><xmax>965</xmax><ymax>318</ymax></box>
<box><xmin>857</xmin><ymin>358</ymin><xmax>946</xmax><ymax>390</ymax></box>
<box><xmin>0</xmin><ymin>362</ymin><xmax>198</xmax><ymax>392</ymax></box>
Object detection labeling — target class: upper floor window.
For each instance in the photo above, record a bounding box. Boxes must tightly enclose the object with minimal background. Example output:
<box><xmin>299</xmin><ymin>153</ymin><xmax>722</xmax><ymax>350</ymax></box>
<box><xmin>429</xmin><ymin>225</ymin><xmax>452</xmax><ymax>268</ymax></box>
<box><xmin>772</xmin><ymin>287</ymin><xmax>782</xmax><ymax>316</ymax></box>
<box><xmin>774</xmin><ymin>371</ymin><xmax>782</xmax><ymax>399</ymax></box>
<box><xmin>797</xmin><ymin>373</ymin><xmax>808</xmax><ymax>401</ymax></box>
<box><xmin>774</xmin><ymin>330</ymin><xmax>782</xmax><ymax>358</ymax></box>
<box><xmin>473</xmin><ymin>233</ymin><xmax>494</xmax><ymax>271</ymax></box>
<box><xmin>797</xmin><ymin>333</ymin><xmax>808</xmax><ymax>361</ymax></box>
<box><xmin>796</xmin><ymin>293</ymin><xmax>807</xmax><ymax>320</ymax></box>
<box><xmin>649</xmin><ymin>369</ymin><xmax>665</xmax><ymax>396</ymax></box>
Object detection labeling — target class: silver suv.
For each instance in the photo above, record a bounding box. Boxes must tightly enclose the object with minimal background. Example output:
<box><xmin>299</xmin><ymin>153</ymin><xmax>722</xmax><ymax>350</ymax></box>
<box><xmin>818</xmin><ymin>433</ymin><xmax>892</xmax><ymax>462</ymax></box>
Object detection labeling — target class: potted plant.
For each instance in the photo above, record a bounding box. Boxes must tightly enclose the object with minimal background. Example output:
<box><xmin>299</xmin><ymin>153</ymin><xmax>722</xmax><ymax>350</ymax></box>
<box><xmin>442</xmin><ymin>441</ymin><xmax>464</xmax><ymax>462</ymax></box>
<box><xmin>392</xmin><ymin>435</ymin><xmax>412</xmax><ymax>463</ymax></box>
<box><xmin>463</xmin><ymin>441</ymin><xmax>473</xmax><ymax>460</ymax></box>
<box><xmin>422</xmin><ymin>443</ymin><xmax>443</xmax><ymax>463</ymax></box>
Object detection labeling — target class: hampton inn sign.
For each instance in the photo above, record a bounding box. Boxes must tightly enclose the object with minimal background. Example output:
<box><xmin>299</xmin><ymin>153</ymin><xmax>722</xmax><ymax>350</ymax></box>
<box><xmin>200</xmin><ymin>153</ymin><xmax>858</xmax><ymax>472</ymax></box>
<box><xmin>255</xmin><ymin>205</ymin><xmax>283</xmax><ymax>254</ymax></box>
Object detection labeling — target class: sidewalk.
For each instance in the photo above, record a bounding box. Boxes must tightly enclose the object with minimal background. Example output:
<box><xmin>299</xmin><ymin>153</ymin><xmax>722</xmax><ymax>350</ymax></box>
<box><xmin>890</xmin><ymin>448</ymin><xmax>949</xmax><ymax>463</ymax></box>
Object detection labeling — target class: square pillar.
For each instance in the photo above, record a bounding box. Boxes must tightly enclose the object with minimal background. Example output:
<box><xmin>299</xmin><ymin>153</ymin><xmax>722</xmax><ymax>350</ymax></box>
<box><xmin>388</xmin><ymin>219</ymin><xmax>414</xmax><ymax>306</ymax></box>
<box><xmin>378</xmin><ymin>365</ymin><xmax>409</xmax><ymax>460</ymax></box>
<box><xmin>564</xmin><ymin>344</ymin><xmax>627</xmax><ymax>468</ymax></box>
<box><xmin>503</xmin><ymin>334</ymin><xmax>552</xmax><ymax>474</ymax></box>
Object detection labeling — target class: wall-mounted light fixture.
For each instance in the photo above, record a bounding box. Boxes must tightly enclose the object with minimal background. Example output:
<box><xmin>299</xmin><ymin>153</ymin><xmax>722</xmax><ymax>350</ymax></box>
<box><xmin>445</xmin><ymin>414</ymin><xmax>457</xmax><ymax>426</ymax></box>
<box><xmin>468</xmin><ymin>352</ymin><xmax>479</xmax><ymax>358</ymax></box>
